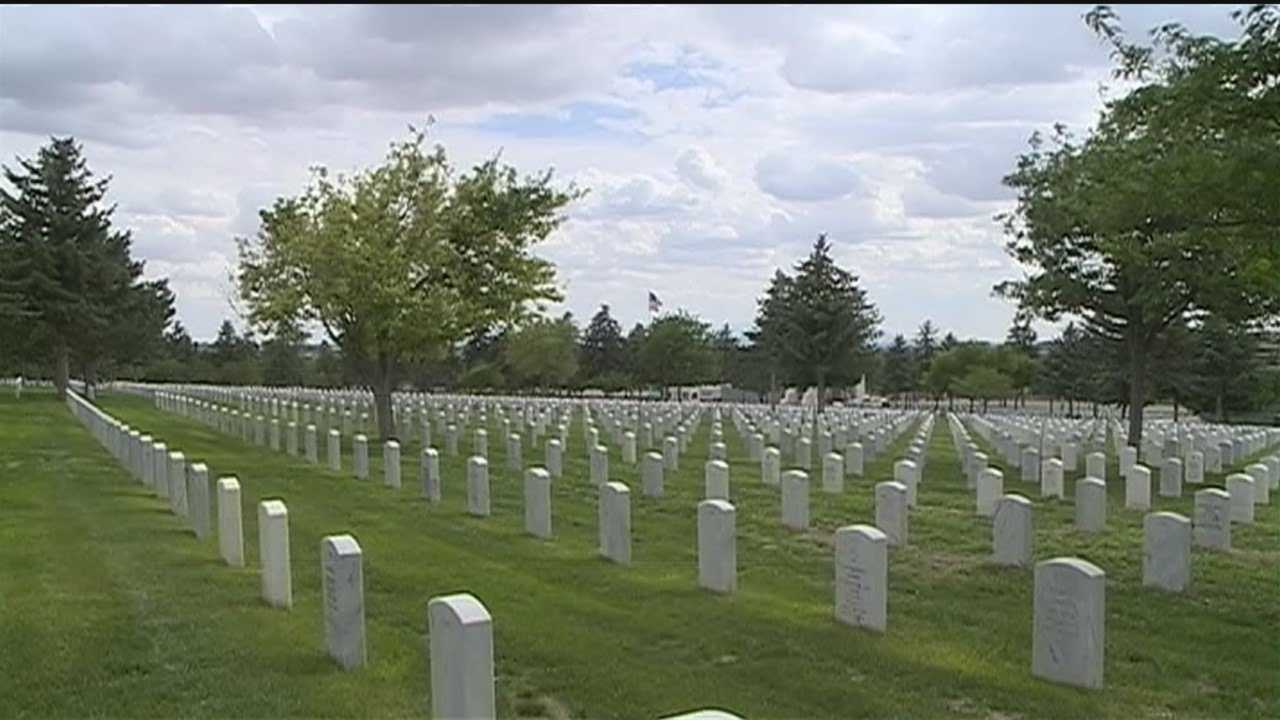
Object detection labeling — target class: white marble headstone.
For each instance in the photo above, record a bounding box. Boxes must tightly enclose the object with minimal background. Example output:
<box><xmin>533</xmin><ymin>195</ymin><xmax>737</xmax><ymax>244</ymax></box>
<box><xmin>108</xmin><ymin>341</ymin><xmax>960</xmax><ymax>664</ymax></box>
<box><xmin>993</xmin><ymin>494</ymin><xmax>1033</xmax><ymax>567</ymax></box>
<box><xmin>875</xmin><ymin>481</ymin><xmax>909</xmax><ymax>546</ymax></box>
<box><xmin>977</xmin><ymin>468</ymin><xmax>1003</xmax><ymax>517</ymax></box>
<box><xmin>524</xmin><ymin>468</ymin><xmax>552</xmax><ymax>539</ymax></box>
<box><xmin>216</xmin><ymin>477</ymin><xmax>244</xmax><ymax>567</ymax></box>
<box><xmin>428</xmin><ymin>593</ymin><xmax>495</xmax><ymax>720</ymax></box>
<box><xmin>467</xmin><ymin>456</ymin><xmax>490</xmax><ymax>517</ymax></box>
<box><xmin>1143</xmin><ymin>512</ymin><xmax>1190</xmax><ymax>593</ymax></box>
<box><xmin>781</xmin><ymin>470</ymin><xmax>810</xmax><ymax>531</ymax></box>
<box><xmin>598</xmin><ymin>481</ymin><xmax>631</xmax><ymax>565</ymax></box>
<box><xmin>1193</xmin><ymin>488</ymin><xmax>1230</xmax><ymax>550</ymax></box>
<box><xmin>258</xmin><ymin>499</ymin><xmax>292</xmax><ymax>609</ymax></box>
<box><xmin>1226</xmin><ymin>474</ymin><xmax>1254</xmax><ymax>524</ymax></box>
<box><xmin>1074</xmin><ymin>478</ymin><xmax>1106</xmax><ymax>533</ymax></box>
<box><xmin>187</xmin><ymin>462</ymin><xmax>211</xmax><ymax>539</ymax></box>
<box><xmin>1125</xmin><ymin>465</ymin><xmax>1151</xmax><ymax>511</ymax></box>
<box><xmin>421</xmin><ymin>447</ymin><xmax>441</xmax><ymax>503</ymax></box>
<box><xmin>834</xmin><ymin>524</ymin><xmax>887</xmax><ymax>633</ymax></box>
<box><xmin>322</xmin><ymin>534</ymin><xmax>366</xmax><ymax>670</ymax></box>
<box><xmin>762</xmin><ymin>447</ymin><xmax>781</xmax><ymax>486</ymax></box>
<box><xmin>704</xmin><ymin>459</ymin><xmax>729</xmax><ymax>501</ymax></box>
<box><xmin>642</xmin><ymin>451</ymin><xmax>664</xmax><ymax>498</ymax></box>
<box><xmin>1032</xmin><ymin>557</ymin><xmax>1105</xmax><ymax>689</ymax></box>
<box><xmin>384</xmin><ymin>440</ymin><xmax>402</xmax><ymax>489</ymax></box>
<box><xmin>698</xmin><ymin>500</ymin><xmax>736</xmax><ymax>594</ymax></box>
<box><xmin>353</xmin><ymin>434</ymin><xmax>369</xmax><ymax>480</ymax></box>
<box><xmin>822</xmin><ymin>452</ymin><xmax>844</xmax><ymax>494</ymax></box>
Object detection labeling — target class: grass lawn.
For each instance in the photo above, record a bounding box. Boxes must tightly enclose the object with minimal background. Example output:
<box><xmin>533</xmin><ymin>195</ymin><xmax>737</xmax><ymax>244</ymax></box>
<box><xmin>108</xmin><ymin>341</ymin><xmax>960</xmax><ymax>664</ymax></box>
<box><xmin>1</xmin><ymin>389</ymin><xmax>1277</xmax><ymax>718</ymax></box>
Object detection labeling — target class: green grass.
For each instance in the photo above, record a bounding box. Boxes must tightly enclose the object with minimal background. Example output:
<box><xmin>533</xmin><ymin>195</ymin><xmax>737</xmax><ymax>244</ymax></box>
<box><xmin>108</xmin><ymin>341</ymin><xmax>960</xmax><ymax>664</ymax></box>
<box><xmin>1</xmin><ymin>389</ymin><xmax>1277</xmax><ymax>719</ymax></box>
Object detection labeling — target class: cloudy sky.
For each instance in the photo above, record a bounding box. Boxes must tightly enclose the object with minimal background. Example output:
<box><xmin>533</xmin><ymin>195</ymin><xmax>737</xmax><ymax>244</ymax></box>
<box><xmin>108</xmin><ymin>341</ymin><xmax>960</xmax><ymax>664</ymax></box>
<box><xmin>0</xmin><ymin>4</ymin><xmax>1241</xmax><ymax>342</ymax></box>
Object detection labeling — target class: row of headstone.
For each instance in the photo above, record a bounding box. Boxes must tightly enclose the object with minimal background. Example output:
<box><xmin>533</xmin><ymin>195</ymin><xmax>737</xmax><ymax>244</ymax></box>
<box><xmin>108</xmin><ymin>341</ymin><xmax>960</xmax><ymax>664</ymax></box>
<box><xmin>949</xmin><ymin>409</ymin><xmax>1280</xmax><ymax>690</ymax></box>
<box><xmin>112</xmin><ymin>387</ymin><xmax>1280</xmax><ymax>701</ymax></box>
<box><xmin>66</xmin><ymin>389</ymin><xmax>374</xmax><ymax>672</ymax></box>
<box><xmin>78</xmin><ymin>389</ymin><xmax>744</xmax><ymax>717</ymax></box>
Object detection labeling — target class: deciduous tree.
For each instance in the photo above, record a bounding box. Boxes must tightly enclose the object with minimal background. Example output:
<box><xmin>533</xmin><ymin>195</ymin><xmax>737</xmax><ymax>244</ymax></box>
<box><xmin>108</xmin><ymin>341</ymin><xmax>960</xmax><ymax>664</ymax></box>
<box><xmin>997</xmin><ymin>7</ymin><xmax>1280</xmax><ymax>445</ymax></box>
<box><xmin>238</xmin><ymin>129</ymin><xmax>582</xmax><ymax>439</ymax></box>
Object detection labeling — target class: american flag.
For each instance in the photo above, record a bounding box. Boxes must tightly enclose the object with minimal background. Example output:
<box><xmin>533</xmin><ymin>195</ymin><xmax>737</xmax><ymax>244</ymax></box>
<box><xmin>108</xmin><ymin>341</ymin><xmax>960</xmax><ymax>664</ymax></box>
<box><xmin>648</xmin><ymin>291</ymin><xmax>663</xmax><ymax>314</ymax></box>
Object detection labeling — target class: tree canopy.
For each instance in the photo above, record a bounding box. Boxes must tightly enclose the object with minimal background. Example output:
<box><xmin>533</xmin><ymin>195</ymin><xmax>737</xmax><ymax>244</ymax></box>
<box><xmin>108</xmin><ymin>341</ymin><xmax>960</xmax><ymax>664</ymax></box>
<box><xmin>579</xmin><ymin>304</ymin><xmax>626</xmax><ymax>384</ymax></box>
<box><xmin>0</xmin><ymin>137</ymin><xmax>173</xmax><ymax>396</ymax></box>
<box><xmin>751</xmin><ymin>234</ymin><xmax>881</xmax><ymax>406</ymax></box>
<box><xmin>505</xmin><ymin>313</ymin><xmax>580</xmax><ymax>390</ymax></box>
<box><xmin>237</xmin><ymin>128</ymin><xmax>582</xmax><ymax>438</ymax></box>
<box><xmin>996</xmin><ymin>6</ymin><xmax>1280</xmax><ymax>445</ymax></box>
<box><xmin>637</xmin><ymin>312</ymin><xmax>717</xmax><ymax>394</ymax></box>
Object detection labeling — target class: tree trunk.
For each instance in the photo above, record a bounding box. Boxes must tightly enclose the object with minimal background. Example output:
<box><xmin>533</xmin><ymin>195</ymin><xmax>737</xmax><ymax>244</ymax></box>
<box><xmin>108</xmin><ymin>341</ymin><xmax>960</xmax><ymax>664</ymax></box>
<box><xmin>1172</xmin><ymin>391</ymin><xmax>1180</xmax><ymax>423</ymax></box>
<box><xmin>54</xmin><ymin>345</ymin><xmax>69</xmax><ymax>399</ymax></box>
<box><xmin>1215</xmin><ymin>393</ymin><xmax>1223</xmax><ymax>422</ymax></box>
<box><xmin>1127</xmin><ymin>341</ymin><xmax>1148</xmax><ymax>449</ymax></box>
<box><xmin>371</xmin><ymin>353</ymin><xmax>397</xmax><ymax>442</ymax></box>
<box><xmin>84</xmin><ymin>359</ymin><xmax>99</xmax><ymax>401</ymax></box>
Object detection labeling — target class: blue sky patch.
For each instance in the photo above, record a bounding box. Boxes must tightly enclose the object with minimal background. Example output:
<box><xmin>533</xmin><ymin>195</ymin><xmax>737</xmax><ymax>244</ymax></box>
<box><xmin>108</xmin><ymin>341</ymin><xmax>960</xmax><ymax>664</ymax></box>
<box><xmin>470</xmin><ymin>101</ymin><xmax>644</xmax><ymax>140</ymax></box>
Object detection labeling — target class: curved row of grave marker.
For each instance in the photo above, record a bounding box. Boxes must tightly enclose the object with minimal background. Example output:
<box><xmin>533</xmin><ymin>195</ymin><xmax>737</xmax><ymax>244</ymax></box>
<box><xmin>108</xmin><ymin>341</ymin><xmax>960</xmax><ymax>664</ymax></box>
<box><xmin>141</xmin><ymin>386</ymin><xmax>930</xmax><ymax>622</ymax></box>
<box><xmin>138</xmin><ymin>390</ymin><xmax>938</xmax><ymax>672</ymax></box>
<box><xmin>947</xmin><ymin>411</ymin><xmax>1280</xmax><ymax>689</ymax></box>
<box><xmin>143</xmin><ymin>388</ymin><xmax>921</xmax><ymax>586</ymax></box>
<box><xmin>67</xmin><ymin>389</ymin><xmax>747</xmax><ymax>712</ymax></box>
<box><xmin>66</xmin><ymin>389</ymin><xmax>740</xmax><ymax>719</ymax></box>
<box><xmin>120</xmin><ymin>384</ymin><xmax>1280</xmax><ymax>696</ymax></box>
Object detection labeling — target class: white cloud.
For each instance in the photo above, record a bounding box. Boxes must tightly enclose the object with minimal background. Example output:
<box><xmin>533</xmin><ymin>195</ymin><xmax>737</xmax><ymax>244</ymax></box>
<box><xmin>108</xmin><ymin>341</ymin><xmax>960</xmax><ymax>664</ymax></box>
<box><xmin>754</xmin><ymin>152</ymin><xmax>863</xmax><ymax>203</ymax></box>
<box><xmin>675</xmin><ymin>148</ymin><xmax>729</xmax><ymax>192</ymax></box>
<box><xmin>0</xmin><ymin>4</ymin><xmax>1244</xmax><ymax>342</ymax></box>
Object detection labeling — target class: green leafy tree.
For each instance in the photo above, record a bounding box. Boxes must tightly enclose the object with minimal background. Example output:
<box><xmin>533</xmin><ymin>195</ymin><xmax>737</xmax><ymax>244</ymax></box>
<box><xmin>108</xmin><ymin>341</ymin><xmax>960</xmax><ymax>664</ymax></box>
<box><xmin>580</xmin><ymin>304</ymin><xmax>625</xmax><ymax>383</ymax></box>
<box><xmin>459</xmin><ymin>362</ymin><xmax>505</xmax><ymax>392</ymax></box>
<box><xmin>751</xmin><ymin>234</ymin><xmax>882</xmax><ymax>407</ymax></box>
<box><xmin>730</xmin><ymin>342</ymin><xmax>776</xmax><ymax>396</ymax></box>
<box><xmin>86</xmin><ymin>278</ymin><xmax>175</xmax><ymax>388</ymax></box>
<box><xmin>995</xmin><ymin>347</ymin><xmax>1037</xmax><ymax>409</ymax></box>
<box><xmin>1041</xmin><ymin>322</ymin><xmax>1092</xmax><ymax>415</ymax></box>
<box><xmin>140</xmin><ymin>319</ymin><xmax>201</xmax><ymax>382</ymax></box>
<box><xmin>638</xmin><ymin>312</ymin><xmax>716</xmax><ymax>395</ymax></box>
<box><xmin>505</xmin><ymin>313</ymin><xmax>580</xmax><ymax>390</ymax></box>
<box><xmin>1149</xmin><ymin>321</ymin><xmax>1199</xmax><ymax>421</ymax></box>
<box><xmin>912</xmin><ymin>320</ymin><xmax>939</xmax><ymax>395</ymax></box>
<box><xmin>308</xmin><ymin>341</ymin><xmax>346</xmax><ymax>388</ymax></box>
<box><xmin>623</xmin><ymin>322</ymin><xmax>648</xmax><ymax>385</ymax></box>
<box><xmin>0</xmin><ymin>137</ymin><xmax>169</xmax><ymax>397</ymax></box>
<box><xmin>261</xmin><ymin>324</ymin><xmax>307</xmax><ymax>387</ymax></box>
<box><xmin>205</xmin><ymin>319</ymin><xmax>260</xmax><ymax>385</ymax></box>
<box><xmin>237</xmin><ymin>128</ymin><xmax>582</xmax><ymax>439</ymax></box>
<box><xmin>710</xmin><ymin>324</ymin><xmax>739</xmax><ymax>384</ymax></box>
<box><xmin>953</xmin><ymin>365</ymin><xmax>1015</xmax><ymax>414</ymax></box>
<box><xmin>997</xmin><ymin>6</ymin><xmax>1280</xmax><ymax>446</ymax></box>
<box><xmin>165</xmin><ymin>322</ymin><xmax>198</xmax><ymax>365</ymax></box>
<box><xmin>939</xmin><ymin>332</ymin><xmax>959</xmax><ymax>352</ymax></box>
<box><xmin>208</xmin><ymin>320</ymin><xmax>253</xmax><ymax>367</ymax></box>
<box><xmin>881</xmin><ymin>334</ymin><xmax>914</xmax><ymax>401</ymax></box>
<box><xmin>1192</xmin><ymin>314</ymin><xmax>1261</xmax><ymax>421</ymax></box>
<box><xmin>1006</xmin><ymin>311</ymin><xmax>1038</xmax><ymax>354</ymax></box>
<box><xmin>927</xmin><ymin>342</ymin><xmax>994</xmax><ymax>410</ymax></box>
